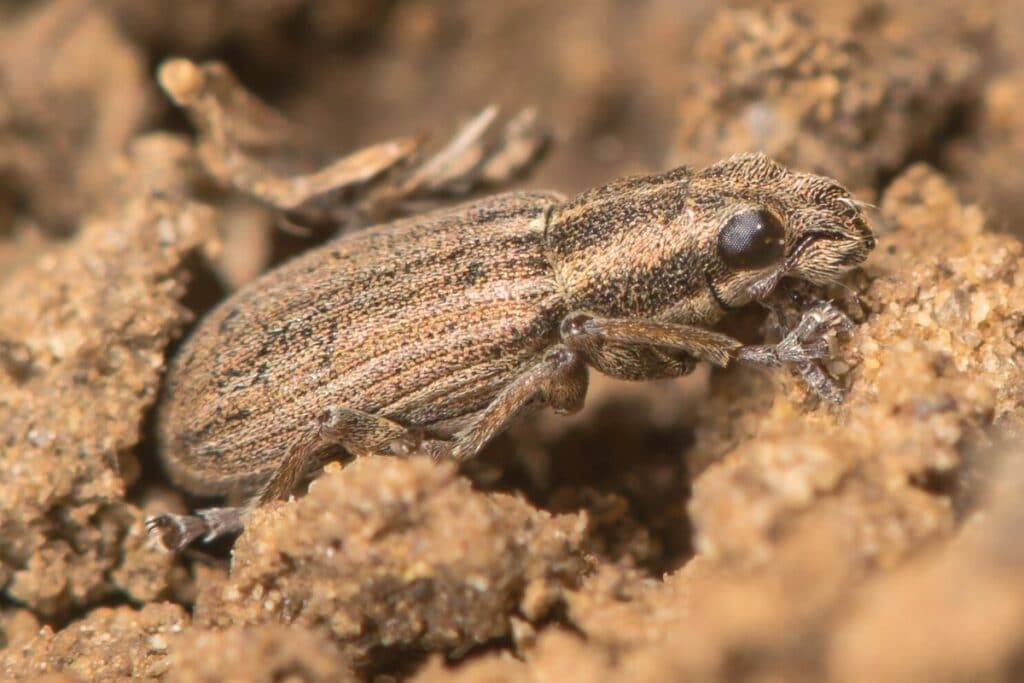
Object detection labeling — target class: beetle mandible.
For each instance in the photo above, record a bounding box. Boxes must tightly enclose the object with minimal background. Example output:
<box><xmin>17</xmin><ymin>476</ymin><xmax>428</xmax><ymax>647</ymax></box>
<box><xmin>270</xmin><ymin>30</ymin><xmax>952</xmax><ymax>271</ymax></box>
<box><xmin>148</xmin><ymin>152</ymin><xmax>875</xmax><ymax>549</ymax></box>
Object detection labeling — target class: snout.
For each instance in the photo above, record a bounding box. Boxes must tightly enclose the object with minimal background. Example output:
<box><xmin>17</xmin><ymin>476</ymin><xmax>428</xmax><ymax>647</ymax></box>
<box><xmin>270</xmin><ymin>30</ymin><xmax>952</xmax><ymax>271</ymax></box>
<box><xmin>786</xmin><ymin>220</ymin><xmax>875</xmax><ymax>284</ymax></box>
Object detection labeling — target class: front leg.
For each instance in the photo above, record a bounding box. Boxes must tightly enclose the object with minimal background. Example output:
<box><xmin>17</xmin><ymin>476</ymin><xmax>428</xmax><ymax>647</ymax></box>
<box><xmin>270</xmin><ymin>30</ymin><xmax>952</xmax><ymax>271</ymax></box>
<box><xmin>559</xmin><ymin>309</ymin><xmax>835</xmax><ymax>381</ymax></box>
<box><xmin>558</xmin><ymin>313</ymin><xmax>740</xmax><ymax>380</ymax></box>
<box><xmin>762</xmin><ymin>299</ymin><xmax>855</xmax><ymax>404</ymax></box>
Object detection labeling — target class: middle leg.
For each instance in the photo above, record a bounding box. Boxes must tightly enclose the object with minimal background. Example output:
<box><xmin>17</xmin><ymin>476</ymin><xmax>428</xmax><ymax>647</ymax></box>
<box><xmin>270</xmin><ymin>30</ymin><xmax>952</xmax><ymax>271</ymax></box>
<box><xmin>430</xmin><ymin>345</ymin><xmax>589</xmax><ymax>462</ymax></box>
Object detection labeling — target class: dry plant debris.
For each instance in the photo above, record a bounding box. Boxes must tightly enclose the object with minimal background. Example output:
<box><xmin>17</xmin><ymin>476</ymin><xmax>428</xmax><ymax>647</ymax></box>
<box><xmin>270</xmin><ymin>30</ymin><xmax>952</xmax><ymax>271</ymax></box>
<box><xmin>160</xmin><ymin>57</ymin><xmax>549</xmax><ymax>229</ymax></box>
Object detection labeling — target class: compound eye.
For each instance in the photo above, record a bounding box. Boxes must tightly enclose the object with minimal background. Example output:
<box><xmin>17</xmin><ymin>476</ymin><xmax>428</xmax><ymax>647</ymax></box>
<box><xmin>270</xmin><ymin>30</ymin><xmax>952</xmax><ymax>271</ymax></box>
<box><xmin>717</xmin><ymin>209</ymin><xmax>786</xmax><ymax>270</ymax></box>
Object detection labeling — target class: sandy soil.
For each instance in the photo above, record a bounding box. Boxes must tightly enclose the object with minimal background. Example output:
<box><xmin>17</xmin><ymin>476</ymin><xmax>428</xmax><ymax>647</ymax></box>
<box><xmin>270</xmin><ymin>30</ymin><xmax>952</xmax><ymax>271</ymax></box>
<box><xmin>2</xmin><ymin>1</ymin><xmax>1023</xmax><ymax>681</ymax></box>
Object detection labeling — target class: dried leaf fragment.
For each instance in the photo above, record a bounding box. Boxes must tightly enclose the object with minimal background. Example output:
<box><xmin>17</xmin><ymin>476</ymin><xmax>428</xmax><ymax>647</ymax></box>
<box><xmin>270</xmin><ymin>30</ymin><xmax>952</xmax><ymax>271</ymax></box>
<box><xmin>158</xmin><ymin>57</ymin><xmax>549</xmax><ymax>227</ymax></box>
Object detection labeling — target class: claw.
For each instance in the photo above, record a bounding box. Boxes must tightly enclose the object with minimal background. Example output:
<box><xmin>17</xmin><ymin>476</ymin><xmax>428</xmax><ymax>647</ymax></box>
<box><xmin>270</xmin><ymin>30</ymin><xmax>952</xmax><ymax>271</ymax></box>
<box><xmin>145</xmin><ymin>507</ymin><xmax>245</xmax><ymax>552</ymax></box>
<box><xmin>146</xmin><ymin>513</ymin><xmax>206</xmax><ymax>552</ymax></box>
<box><xmin>791</xmin><ymin>301</ymin><xmax>853</xmax><ymax>341</ymax></box>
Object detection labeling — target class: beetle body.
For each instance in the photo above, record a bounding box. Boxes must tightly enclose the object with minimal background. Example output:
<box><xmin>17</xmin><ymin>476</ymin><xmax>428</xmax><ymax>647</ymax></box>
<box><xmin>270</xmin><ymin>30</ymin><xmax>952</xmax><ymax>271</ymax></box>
<box><xmin>153</xmin><ymin>153</ymin><xmax>873</xmax><ymax>544</ymax></box>
<box><xmin>161</xmin><ymin>192</ymin><xmax>565</xmax><ymax>495</ymax></box>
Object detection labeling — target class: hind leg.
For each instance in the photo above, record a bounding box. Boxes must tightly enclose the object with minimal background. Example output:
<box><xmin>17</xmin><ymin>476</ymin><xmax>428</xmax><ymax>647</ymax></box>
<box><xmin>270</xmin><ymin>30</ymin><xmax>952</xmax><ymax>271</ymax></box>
<box><xmin>146</xmin><ymin>407</ymin><xmax>428</xmax><ymax>551</ymax></box>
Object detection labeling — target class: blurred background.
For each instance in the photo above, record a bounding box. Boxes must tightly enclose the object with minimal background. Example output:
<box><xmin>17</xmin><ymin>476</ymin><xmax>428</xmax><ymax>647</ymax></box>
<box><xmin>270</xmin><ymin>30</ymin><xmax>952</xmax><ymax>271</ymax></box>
<box><xmin>2</xmin><ymin>2</ymin><xmax>1024</xmax><ymax>681</ymax></box>
<box><xmin>2</xmin><ymin>0</ymin><xmax>1022</xmax><ymax>240</ymax></box>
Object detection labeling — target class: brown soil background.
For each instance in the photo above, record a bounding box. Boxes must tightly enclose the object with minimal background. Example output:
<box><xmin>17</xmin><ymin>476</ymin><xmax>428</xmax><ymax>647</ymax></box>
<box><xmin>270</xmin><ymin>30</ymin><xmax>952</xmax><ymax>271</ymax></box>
<box><xmin>2</xmin><ymin>1</ymin><xmax>1024</xmax><ymax>681</ymax></box>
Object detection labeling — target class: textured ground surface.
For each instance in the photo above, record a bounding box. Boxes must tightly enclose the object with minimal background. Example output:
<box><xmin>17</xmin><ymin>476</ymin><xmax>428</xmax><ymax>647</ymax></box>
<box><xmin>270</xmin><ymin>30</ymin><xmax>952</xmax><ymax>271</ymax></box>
<box><xmin>2</xmin><ymin>1</ymin><xmax>1023</xmax><ymax>681</ymax></box>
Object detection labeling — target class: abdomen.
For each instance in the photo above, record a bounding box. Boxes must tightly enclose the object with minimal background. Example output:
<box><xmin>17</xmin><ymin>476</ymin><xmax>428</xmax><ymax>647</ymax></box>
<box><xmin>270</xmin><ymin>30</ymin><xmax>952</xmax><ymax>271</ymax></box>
<box><xmin>158</xmin><ymin>192</ymin><xmax>566</xmax><ymax>496</ymax></box>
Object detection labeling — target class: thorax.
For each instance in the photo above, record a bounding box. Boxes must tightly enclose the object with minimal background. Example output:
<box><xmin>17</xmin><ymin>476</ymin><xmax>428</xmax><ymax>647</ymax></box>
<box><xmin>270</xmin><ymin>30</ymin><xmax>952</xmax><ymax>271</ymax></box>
<box><xmin>544</xmin><ymin>172</ymin><xmax>723</xmax><ymax>326</ymax></box>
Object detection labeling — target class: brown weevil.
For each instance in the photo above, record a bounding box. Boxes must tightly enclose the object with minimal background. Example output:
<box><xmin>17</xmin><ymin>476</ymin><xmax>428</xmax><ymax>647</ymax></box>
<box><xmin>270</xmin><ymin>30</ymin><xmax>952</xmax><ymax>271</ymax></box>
<box><xmin>147</xmin><ymin>152</ymin><xmax>874</xmax><ymax>549</ymax></box>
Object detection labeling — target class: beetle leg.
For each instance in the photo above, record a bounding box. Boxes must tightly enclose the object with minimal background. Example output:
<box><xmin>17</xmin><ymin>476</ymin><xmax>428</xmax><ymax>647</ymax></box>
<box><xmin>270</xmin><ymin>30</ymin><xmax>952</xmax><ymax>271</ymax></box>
<box><xmin>145</xmin><ymin>506</ymin><xmax>247</xmax><ymax>552</ymax></box>
<box><xmin>256</xmin><ymin>406</ymin><xmax>426</xmax><ymax>505</ymax></box>
<box><xmin>431</xmin><ymin>345</ymin><xmax>588</xmax><ymax>462</ymax></box>
<box><xmin>560</xmin><ymin>311</ymin><xmax>741</xmax><ymax>379</ymax></box>
<box><xmin>560</xmin><ymin>310</ymin><xmax>836</xmax><ymax>378</ymax></box>
<box><xmin>147</xmin><ymin>407</ymin><xmax>426</xmax><ymax>551</ymax></box>
<box><xmin>734</xmin><ymin>302</ymin><xmax>845</xmax><ymax>367</ymax></box>
<box><xmin>761</xmin><ymin>299</ymin><xmax>853</xmax><ymax>404</ymax></box>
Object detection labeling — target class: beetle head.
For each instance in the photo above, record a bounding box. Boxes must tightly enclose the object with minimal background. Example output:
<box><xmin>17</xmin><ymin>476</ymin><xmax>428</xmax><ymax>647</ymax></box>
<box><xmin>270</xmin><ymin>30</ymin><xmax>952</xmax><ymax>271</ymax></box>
<box><xmin>694</xmin><ymin>152</ymin><xmax>875</xmax><ymax>311</ymax></box>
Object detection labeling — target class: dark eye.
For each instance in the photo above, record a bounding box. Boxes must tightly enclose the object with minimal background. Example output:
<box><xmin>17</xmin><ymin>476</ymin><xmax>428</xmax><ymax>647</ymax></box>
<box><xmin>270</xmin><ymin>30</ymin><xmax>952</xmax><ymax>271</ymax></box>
<box><xmin>717</xmin><ymin>209</ymin><xmax>786</xmax><ymax>270</ymax></box>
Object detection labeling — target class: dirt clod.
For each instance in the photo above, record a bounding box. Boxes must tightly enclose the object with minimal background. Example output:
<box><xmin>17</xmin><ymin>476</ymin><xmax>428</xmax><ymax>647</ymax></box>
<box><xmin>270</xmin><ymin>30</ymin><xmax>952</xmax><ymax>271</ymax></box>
<box><xmin>194</xmin><ymin>458</ymin><xmax>589</xmax><ymax>667</ymax></box>
<box><xmin>0</xmin><ymin>603</ymin><xmax>188</xmax><ymax>680</ymax></box>
<box><xmin>0</xmin><ymin>135</ymin><xmax>216</xmax><ymax>619</ymax></box>
<box><xmin>673</xmin><ymin>5</ymin><xmax>989</xmax><ymax>196</ymax></box>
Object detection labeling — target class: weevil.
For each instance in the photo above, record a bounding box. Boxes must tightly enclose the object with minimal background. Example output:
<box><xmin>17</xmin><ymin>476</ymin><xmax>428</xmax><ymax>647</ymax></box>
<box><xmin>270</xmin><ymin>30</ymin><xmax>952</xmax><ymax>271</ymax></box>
<box><xmin>147</xmin><ymin>152</ymin><xmax>874</xmax><ymax>549</ymax></box>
